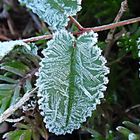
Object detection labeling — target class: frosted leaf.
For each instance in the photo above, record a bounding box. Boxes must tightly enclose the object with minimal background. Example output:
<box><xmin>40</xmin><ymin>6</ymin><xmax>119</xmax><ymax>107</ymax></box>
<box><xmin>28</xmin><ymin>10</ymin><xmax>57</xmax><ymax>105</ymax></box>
<box><xmin>137</xmin><ymin>38</ymin><xmax>140</xmax><ymax>77</ymax></box>
<box><xmin>36</xmin><ymin>30</ymin><xmax>109</xmax><ymax>135</ymax></box>
<box><xmin>19</xmin><ymin>0</ymin><xmax>82</xmax><ymax>30</ymax></box>
<box><xmin>128</xmin><ymin>133</ymin><xmax>138</xmax><ymax>140</ymax></box>
<box><xmin>0</xmin><ymin>40</ymin><xmax>31</xmax><ymax>61</ymax></box>
<box><xmin>138</xmin><ymin>38</ymin><xmax>140</xmax><ymax>56</ymax></box>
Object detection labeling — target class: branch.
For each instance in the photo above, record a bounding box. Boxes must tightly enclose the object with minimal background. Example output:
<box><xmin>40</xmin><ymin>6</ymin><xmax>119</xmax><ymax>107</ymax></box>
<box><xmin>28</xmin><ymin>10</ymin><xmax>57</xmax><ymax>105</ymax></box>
<box><xmin>0</xmin><ymin>87</ymin><xmax>38</xmax><ymax>124</ymax></box>
<box><xmin>80</xmin><ymin>17</ymin><xmax>140</xmax><ymax>32</ymax></box>
<box><xmin>69</xmin><ymin>16</ymin><xmax>84</xmax><ymax>30</ymax></box>
<box><xmin>22</xmin><ymin>17</ymin><xmax>140</xmax><ymax>43</ymax></box>
<box><xmin>23</xmin><ymin>34</ymin><xmax>52</xmax><ymax>43</ymax></box>
<box><xmin>105</xmin><ymin>0</ymin><xmax>128</xmax><ymax>57</ymax></box>
<box><xmin>19</xmin><ymin>68</ymin><xmax>38</xmax><ymax>86</ymax></box>
<box><xmin>6</xmin><ymin>116</ymin><xmax>25</xmax><ymax>123</ymax></box>
<box><xmin>125</xmin><ymin>104</ymin><xmax>140</xmax><ymax>113</ymax></box>
<box><xmin>114</xmin><ymin>0</ymin><xmax>128</xmax><ymax>22</ymax></box>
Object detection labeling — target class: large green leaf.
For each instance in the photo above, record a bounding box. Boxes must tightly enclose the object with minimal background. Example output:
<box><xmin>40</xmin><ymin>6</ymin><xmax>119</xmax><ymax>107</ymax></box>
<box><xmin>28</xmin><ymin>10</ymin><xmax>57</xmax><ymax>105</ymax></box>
<box><xmin>19</xmin><ymin>0</ymin><xmax>82</xmax><ymax>30</ymax></box>
<box><xmin>36</xmin><ymin>30</ymin><xmax>109</xmax><ymax>135</ymax></box>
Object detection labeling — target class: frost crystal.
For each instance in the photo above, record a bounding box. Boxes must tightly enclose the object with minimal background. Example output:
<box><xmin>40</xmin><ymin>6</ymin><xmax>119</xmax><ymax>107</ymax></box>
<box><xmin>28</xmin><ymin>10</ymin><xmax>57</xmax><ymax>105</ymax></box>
<box><xmin>22</xmin><ymin>96</ymin><xmax>37</xmax><ymax>112</ymax></box>
<box><xmin>36</xmin><ymin>30</ymin><xmax>109</xmax><ymax>135</ymax></box>
<box><xmin>19</xmin><ymin>0</ymin><xmax>82</xmax><ymax>30</ymax></box>
<box><xmin>137</xmin><ymin>38</ymin><xmax>140</xmax><ymax>77</ymax></box>
<box><xmin>0</xmin><ymin>40</ymin><xmax>30</xmax><ymax>60</ymax></box>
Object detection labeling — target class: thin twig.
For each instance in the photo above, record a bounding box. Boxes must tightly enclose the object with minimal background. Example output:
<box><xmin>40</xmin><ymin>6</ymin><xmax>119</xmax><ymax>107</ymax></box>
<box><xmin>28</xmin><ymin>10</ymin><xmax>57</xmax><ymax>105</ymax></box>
<box><xmin>21</xmin><ymin>17</ymin><xmax>140</xmax><ymax>43</ymax></box>
<box><xmin>23</xmin><ymin>34</ymin><xmax>52</xmax><ymax>43</ymax></box>
<box><xmin>125</xmin><ymin>104</ymin><xmax>140</xmax><ymax>113</ymax></box>
<box><xmin>6</xmin><ymin>116</ymin><xmax>25</xmax><ymax>123</ymax></box>
<box><xmin>0</xmin><ymin>34</ymin><xmax>10</xmax><ymax>41</ymax></box>
<box><xmin>105</xmin><ymin>0</ymin><xmax>128</xmax><ymax>57</ymax></box>
<box><xmin>79</xmin><ymin>17</ymin><xmax>140</xmax><ymax>33</ymax></box>
<box><xmin>69</xmin><ymin>16</ymin><xmax>84</xmax><ymax>30</ymax></box>
<box><xmin>114</xmin><ymin>0</ymin><xmax>128</xmax><ymax>22</ymax></box>
<box><xmin>19</xmin><ymin>68</ymin><xmax>38</xmax><ymax>86</ymax></box>
<box><xmin>0</xmin><ymin>87</ymin><xmax>38</xmax><ymax>124</ymax></box>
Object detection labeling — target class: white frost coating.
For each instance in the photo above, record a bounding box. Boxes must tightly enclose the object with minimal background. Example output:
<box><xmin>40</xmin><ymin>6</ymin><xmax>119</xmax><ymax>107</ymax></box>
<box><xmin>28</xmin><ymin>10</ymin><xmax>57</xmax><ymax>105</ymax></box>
<box><xmin>36</xmin><ymin>30</ymin><xmax>110</xmax><ymax>135</ymax></box>
<box><xmin>137</xmin><ymin>38</ymin><xmax>140</xmax><ymax>78</ymax></box>
<box><xmin>0</xmin><ymin>40</ymin><xmax>31</xmax><ymax>60</ymax></box>
<box><xmin>138</xmin><ymin>38</ymin><xmax>140</xmax><ymax>57</ymax></box>
<box><xmin>128</xmin><ymin>133</ymin><xmax>137</xmax><ymax>140</ymax></box>
<box><xmin>19</xmin><ymin>0</ymin><xmax>82</xmax><ymax>30</ymax></box>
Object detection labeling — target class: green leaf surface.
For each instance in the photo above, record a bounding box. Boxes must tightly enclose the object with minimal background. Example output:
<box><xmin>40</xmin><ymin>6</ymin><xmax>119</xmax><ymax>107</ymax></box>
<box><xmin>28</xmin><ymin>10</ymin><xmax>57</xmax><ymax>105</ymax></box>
<box><xmin>37</xmin><ymin>30</ymin><xmax>109</xmax><ymax>135</ymax></box>
<box><xmin>19</xmin><ymin>0</ymin><xmax>82</xmax><ymax>30</ymax></box>
<box><xmin>10</xmin><ymin>85</ymin><xmax>21</xmax><ymax>105</ymax></box>
<box><xmin>19</xmin><ymin>130</ymin><xmax>32</xmax><ymax>140</ymax></box>
<box><xmin>0</xmin><ymin>84</ymin><xmax>15</xmax><ymax>90</ymax></box>
<box><xmin>24</xmin><ymin>79</ymin><xmax>32</xmax><ymax>92</ymax></box>
<box><xmin>116</xmin><ymin>126</ymin><xmax>132</xmax><ymax>138</ymax></box>
<box><xmin>128</xmin><ymin>133</ymin><xmax>139</xmax><ymax>140</ymax></box>
<box><xmin>0</xmin><ymin>96</ymin><xmax>11</xmax><ymax>114</ymax></box>
<box><xmin>0</xmin><ymin>75</ymin><xmax>17</xmax><ymax>84</ymax></box>
<box><xmin>1</xmin><ymin>61</ymin><xmax>30</xmax><ymax>77</ymax></box>
<box><xmin>0</xmin><ymin>90</ymin><xmax>13</xmax><ymax>96</ymax></box>
<box><xmin>3</xmin><ymin>130</ymin><xmax>32</xmax><ymax>140</ymax></box>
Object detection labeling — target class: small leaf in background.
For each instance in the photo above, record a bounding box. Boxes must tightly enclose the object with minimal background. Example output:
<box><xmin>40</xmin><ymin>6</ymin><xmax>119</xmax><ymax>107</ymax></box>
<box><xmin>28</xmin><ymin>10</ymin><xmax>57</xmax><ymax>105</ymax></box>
<box><xmin>0</xmin><ymin>40</ymin><xmax>31</xmax><ymax>61</ymax></box>
<box><xmin>0</xmin><ymin>84</ymin><xmax>15</xmax><ymax>90</ymax></box>
<box><xmin>37</xmin><ymin>30</ymin><xmax>109</xmax><ymax>135</ymax></box>
<box><xmin>19</xmin><ymin>130</ymin><xmax>32</xmax><ymax>140</ymax></box>
<box><xmin>0</xmin><ymin>75</ymin><xmax>17</xmax><ymax>84</ymax></box>
<box><xmin>24</xmin><ymin>79</ymin><xmax>32</xmax><ymax>92</ymax></box>
<box><xmin>0</xmin><ymin>96</ymin><xmax>11</xmax><ymax>114</ymax></box>
<box><xmin>116</xmin><ymin>126</ymin><xmax>132</xmax><ymax>138</ymax></box>
<box><xmin>117</xmin><ymin>121</ymin><xmax>140</xmax><ymax>140</ymax></box>
<box><xmin>19</xmin><ymin>0</ymin><xmax>82</xmax><ymax>30</ymax></box>
<box><xmin>10</xmin><ymin>85</ymin><xmax>21</xmax><ymax>105</ymax></box>
<box><xmin>21</xmin><ymin>43</ymin><xmax>38</xmax><ymax>56</ymax></box>
<box><xmin>0</xmin><ymin>90</ymin><xmax>13</xmax><ymax>97</ymax></box>
<box><xmin>128</xmin><ymin>133</ymin><xmax>138</xmax><ymax>140</ymax></box>
<box><xmin>1</xmin><ymin>60</ymin><xmax>30</xmax><ymax>77</ymax></box>
<box><xmin>3</xmin><ymin>129</ymin><xmax>32</xmax><ymax>140</ymax></box>
<box><xmin>117</xmin><ymin>29</ymin><xmax>140</xmax><ymax>59</ymax></box>
<box><xmin>123</xmin><ymin>121</ymin><xmax>140</xmax><ymax>133</ymax></box>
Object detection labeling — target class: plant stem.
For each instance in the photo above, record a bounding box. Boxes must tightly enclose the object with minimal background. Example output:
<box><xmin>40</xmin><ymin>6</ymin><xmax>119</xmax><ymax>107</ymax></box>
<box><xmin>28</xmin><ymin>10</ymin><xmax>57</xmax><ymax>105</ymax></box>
<box><xmin>125</xmin><ymin>104</ymin><xmax>140</xmax><ymax>113</ymax></box>
<box><xmin>22</xmin><ymin>17</ymin><xmax>140</xmax><ymax>43</ymax></box>
<box><xmin>0</xmin><ymin>87</ymin><xmax>38</xmax><ymax>123</ymax></box>
<box><xmin>79</xmin><ymin>17</ymin><xmax>140</xmax><ymax>33</ymax></box>
<box><xmin>19</xmin><ymin>68</ymin><xmax>38</xmax><ymax>86</ymax></box>
<box><xmin>23</xmin><ymin>34</ymin><xmax>52</xmax><ymax>43</ymax></box>
<box><xmin>69</xmin><ymin>16</ymin><xmax>84</xmax><ymax>30</ymax></box>
<box><xmin>105</xmin><ymin>0</ymin><xmax>128</xmax><ymax>58</ymax></box>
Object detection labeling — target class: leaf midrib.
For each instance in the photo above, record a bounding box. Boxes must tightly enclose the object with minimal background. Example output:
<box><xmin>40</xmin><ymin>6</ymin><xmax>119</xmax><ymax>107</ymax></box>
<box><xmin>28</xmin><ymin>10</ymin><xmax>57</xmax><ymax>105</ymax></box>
<box><xmin>66</xmin><ymin>43</ymin><xmax>76</xmax><ymax>126</ymax></box>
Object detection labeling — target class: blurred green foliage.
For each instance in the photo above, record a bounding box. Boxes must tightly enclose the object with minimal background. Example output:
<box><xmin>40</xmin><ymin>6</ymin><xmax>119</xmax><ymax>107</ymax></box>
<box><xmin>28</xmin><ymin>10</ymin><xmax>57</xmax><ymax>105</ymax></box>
<box><xmin>80</xmin><ymin>0</ymin><xmax>122</xmax><ymax>26</ymax></box>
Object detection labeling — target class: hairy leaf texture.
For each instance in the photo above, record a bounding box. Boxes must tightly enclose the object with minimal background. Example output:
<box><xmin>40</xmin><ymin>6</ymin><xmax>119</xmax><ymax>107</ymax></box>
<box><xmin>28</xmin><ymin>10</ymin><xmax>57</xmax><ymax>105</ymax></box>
<box><xmin>0</xmin><ymin>40</ymin><xmax>31</xmax><ymax>61</ymax></box>
<box><xmin>36</xmin><ymin>30</ymin><xmax>109</xmax><ymax>135</ymax></box>
<box><xmin>19</xmin><ymin>0</ymin><xmax>82</xmax><ymax>30</ymax></box>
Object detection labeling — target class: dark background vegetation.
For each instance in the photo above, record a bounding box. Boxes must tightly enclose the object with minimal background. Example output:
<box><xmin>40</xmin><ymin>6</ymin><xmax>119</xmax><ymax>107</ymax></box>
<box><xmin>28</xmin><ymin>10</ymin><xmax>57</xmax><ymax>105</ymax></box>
<box><xmin>0</xmin><ymin>0</ymin><xmax>140</xmax><ymax>139</ymax></box>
